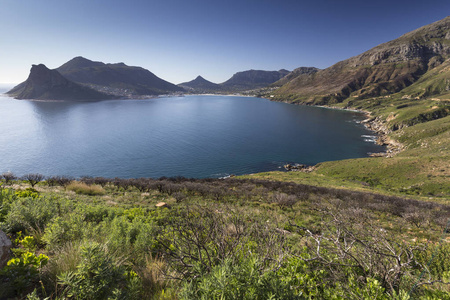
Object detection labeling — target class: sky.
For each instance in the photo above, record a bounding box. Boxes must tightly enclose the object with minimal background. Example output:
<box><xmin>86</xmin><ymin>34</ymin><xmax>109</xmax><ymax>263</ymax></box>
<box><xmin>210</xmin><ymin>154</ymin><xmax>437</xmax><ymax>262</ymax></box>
<box><xmin>0</xmin><ymin>0</ymin><xmax>449</xmax><ymax>85</ymax></box>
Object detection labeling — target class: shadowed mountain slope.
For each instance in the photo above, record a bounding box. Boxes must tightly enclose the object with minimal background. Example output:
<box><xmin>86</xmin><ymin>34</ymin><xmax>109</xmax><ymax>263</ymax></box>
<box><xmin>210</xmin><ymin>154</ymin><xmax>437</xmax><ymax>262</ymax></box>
<box><xmin>7</xmin><ymin>64</ymin><xmax>114</xmax><ymax>100</ymax></box>
<box><xmin>57</xmin><ymin>56</ymin><xmax>184</xmax><ymax>96</ymax></box>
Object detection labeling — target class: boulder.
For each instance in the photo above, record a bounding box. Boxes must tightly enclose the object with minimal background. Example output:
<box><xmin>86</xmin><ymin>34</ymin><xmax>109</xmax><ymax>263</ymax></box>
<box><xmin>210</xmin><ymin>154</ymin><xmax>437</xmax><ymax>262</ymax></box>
<box><xmin>156</xmin><ymin>202</ymin><xmax>170</xmax><ymax>208</ymax></box>
<box><xmin>0</xmin><ymin>230</ymin><xmax>12</xmax><ymax>268</ymax></box>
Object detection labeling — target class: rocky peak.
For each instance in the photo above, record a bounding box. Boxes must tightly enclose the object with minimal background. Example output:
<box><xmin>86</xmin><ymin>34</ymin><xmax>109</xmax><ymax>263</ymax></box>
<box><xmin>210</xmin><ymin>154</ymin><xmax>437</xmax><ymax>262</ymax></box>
<box><xmin>7</xmin><ymin>64</ymin><xmax>114</xmax><ymax>100</ymax></box>
<box><xmin>28</xmin><ymin>64</ymin><xmax>67</xmax><ymax>86</ymax></box>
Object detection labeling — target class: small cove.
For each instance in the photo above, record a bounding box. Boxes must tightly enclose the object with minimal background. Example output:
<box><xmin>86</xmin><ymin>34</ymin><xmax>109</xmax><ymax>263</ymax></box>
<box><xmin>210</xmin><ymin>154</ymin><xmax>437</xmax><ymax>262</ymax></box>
<box><xmin>0</xmin><ymin>94</ymin><xmax>385</xmax><ymax>178</ymax></box>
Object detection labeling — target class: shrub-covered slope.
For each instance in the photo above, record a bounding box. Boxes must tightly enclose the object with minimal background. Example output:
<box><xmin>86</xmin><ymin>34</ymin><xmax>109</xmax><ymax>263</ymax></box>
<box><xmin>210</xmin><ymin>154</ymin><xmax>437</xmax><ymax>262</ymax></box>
<box><xmin>0</xmin><ymin>176</ymin><xmax>449</xmax><ymax>299</ymax></box>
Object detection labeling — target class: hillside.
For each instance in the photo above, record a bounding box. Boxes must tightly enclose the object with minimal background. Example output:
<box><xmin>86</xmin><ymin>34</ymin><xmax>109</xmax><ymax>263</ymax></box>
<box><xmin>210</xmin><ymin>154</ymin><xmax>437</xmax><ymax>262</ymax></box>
<box><xmin>0</xmin><ymin>175</ymin><xmax>448</xmax><ymax>299</ymax></box>
<box><xmin>7</xmin><ymin>64</ymin><xmax>114</xmax><ymax>101</ymax></box>
<box><xmin>57</xmin><ymin>56</ymin><xmax>184</xmax><ymax>96</ymax></box>
<box><xmin>272</xmin><ymin>16</ymin><xmax>450</xmax><ymax>105</ymax></box>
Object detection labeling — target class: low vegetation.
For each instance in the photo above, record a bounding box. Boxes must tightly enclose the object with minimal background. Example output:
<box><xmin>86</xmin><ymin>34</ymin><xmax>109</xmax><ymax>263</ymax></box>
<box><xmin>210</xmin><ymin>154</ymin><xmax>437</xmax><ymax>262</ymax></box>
<box><xmin>0</xmin><ymin>175</ymin><xmax>449</xmax><ymax>299</ymax></box>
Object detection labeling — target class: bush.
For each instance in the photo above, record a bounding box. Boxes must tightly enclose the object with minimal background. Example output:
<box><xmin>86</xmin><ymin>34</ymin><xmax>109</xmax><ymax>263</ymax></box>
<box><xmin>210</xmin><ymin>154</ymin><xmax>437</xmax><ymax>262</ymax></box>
<box><xmin>66</xmin><ymin>181</ymin><xmax>105</xmax><ymax>196</ymax></box>
<box><xmin>42</xmin><ymin>214</ymin><xmax>86</xmax><ymax>249</ymax></box>
<box><xmin>181</xmin><ymin>256</ymin><xmax>299</xmax><ymax>300</ymax></box>
<box><xmin>2</xmin><ymin>196</ymin><xmax>58</xmax><ymax>234</ymax></box>
<box><xmin>0</xmin><ymin>188</ymin><xmax>17</xmax><ymax>223</ymax></box>
<box><xmin>0</xmin><ymin>251</ymin><xmax>49</xmax><ymax>298</ymax></box>
<box><xmin>57</xmin><ymin>242</ymin><xmax>141</xmax><ymax>300</ymax></box>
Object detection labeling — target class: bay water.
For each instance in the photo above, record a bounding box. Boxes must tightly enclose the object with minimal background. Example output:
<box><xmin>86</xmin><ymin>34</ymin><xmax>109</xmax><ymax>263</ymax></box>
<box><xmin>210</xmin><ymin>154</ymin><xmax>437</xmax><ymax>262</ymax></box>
<box><xmin>0</xmin><ymin>94</ymin><xmax>384</xmax><ymax>178</ymax></box>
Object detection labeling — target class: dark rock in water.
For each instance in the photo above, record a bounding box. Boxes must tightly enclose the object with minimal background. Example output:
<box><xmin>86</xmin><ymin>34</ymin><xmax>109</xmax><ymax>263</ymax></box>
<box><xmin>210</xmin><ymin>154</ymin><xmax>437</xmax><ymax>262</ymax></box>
<box><xmin>7</xmin><ymin>64</ymin><xmax>115</xmax><ymax>100</ymax></box>
<box><xmin>0</xmin><ymin>230</ymin><xmax>12</xmax><ymax>268</ymax></box>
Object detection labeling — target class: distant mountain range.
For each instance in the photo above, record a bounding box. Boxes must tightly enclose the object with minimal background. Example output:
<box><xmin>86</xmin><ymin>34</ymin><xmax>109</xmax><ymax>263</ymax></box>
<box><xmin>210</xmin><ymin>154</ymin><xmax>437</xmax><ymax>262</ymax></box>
<box><xmin>8</xmin><ymin>16</ymin><xmax>450</xmax><ymax>102</ymax></box>
<box><xmin>7</xmin><ymin>57</ymin><xmax>185</xmax><ymax>100</ymax></box>
<box><xmin>179</xmin><ymin>69</ymin><xmax>291</xmax><ymax>93</ymax></box>
<box><xmin>8</xmin><ymin>57</ymin><xmax>292</xmax><ymax>100</ymax></box>
<box><xmin>271</xmin><ymin>16</ymin><xmax>450</xmax><ymax>105</ymax></box>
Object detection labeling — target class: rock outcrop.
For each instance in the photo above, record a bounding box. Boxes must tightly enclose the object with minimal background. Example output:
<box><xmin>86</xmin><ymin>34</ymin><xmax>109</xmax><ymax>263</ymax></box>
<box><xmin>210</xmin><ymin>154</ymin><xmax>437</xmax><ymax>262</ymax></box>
<box><xmin>0</xmin><ymin>230</ymin><xmax>12</xmax><ymax>268</ymax></box>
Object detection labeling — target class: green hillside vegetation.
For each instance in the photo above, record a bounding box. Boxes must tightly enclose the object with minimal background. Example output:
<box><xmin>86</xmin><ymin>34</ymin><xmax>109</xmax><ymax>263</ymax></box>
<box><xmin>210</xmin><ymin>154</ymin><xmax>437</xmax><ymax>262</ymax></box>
<box><xmin>0</xmin><ymin>176</ymin><xmax>449</xmax><ymax>299</ymax></box>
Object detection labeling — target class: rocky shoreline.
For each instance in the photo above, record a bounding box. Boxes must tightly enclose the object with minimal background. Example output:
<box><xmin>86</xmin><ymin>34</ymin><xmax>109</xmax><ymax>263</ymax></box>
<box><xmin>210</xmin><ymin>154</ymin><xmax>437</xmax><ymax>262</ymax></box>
<box><xmin>360</xmin><ymin>113</ymin><xmax>404</xmax><ymax>158</ymax></box>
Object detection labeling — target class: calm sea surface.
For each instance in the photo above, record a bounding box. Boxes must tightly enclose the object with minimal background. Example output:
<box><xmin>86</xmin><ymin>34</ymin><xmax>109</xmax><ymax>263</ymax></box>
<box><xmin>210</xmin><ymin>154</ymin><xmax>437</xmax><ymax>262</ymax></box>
<box><xmin>0</xmin><ymin>93</ymin><xmax>384</xmax><ymax>178</ymax></box>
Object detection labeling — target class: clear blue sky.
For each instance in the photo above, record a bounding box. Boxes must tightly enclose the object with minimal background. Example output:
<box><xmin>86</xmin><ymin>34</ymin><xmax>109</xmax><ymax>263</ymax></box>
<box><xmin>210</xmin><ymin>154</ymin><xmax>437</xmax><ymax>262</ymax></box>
<box><xmin>1</xmin><ymin>0</ymin><xmax>449</xmax><ymax>84</ymax></box>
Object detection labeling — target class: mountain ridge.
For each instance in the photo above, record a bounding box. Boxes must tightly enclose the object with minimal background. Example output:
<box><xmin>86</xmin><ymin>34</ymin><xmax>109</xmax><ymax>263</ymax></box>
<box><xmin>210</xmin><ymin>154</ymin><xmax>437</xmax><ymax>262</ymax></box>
<box><xmin>57</xmin><ymin>57</ymin><xmax>184</xmax><ymax>96</ymax></box>
<box><xmin>179</xmin><ymin>69</ymin><xmax>291</xmax><ymax>93</ymax></box>
<box><xmin>271</xmin><ymin>17</ymin><xmax>450</xmax><ymax>105</ymax></box>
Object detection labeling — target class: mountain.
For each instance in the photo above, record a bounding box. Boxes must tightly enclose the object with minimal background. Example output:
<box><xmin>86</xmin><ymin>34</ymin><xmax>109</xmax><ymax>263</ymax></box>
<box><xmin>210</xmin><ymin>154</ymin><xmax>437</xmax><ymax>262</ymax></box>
<box><xmin>272</xmin><ymin>67</ymin><xmax>319</xmax><ymax>87</ymax></box>
<box><xmin>7</xmin><ymin>64</ymin><xmax>114</xmax><ymax>100</ymax></box>
<box><xmin>273</xmin><ymin>16</ymin><xmax>450</xmax><ymax>105</ymax></box>
<box><xmin>178</xmin><ymin>76</ymin><xmax>222</xmax><ymax>93</ymax></box>
<box><xmin>221</xmin><ymin>69</ymin><xmax>290</xmax><ymax>91</ymax></box>
<box><xmin>57</xmin><ymin>56</ymin><xmax>184</xmax><ymax>96</ymax></box>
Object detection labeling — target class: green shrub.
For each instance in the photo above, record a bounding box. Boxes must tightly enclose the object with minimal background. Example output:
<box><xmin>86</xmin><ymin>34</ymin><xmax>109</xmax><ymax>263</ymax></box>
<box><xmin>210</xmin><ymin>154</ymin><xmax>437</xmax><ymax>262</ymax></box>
<box><xmin>15</xmin><ymin>188</ymin><xmax>40</xmax><ymax>199</ymax></box>
<box><xmin>57</xmin><ymin>242</ymin><xmax>141</xmax><ymax>300</ymax></box>
<box><xmin>2</xmin><ymin>196</ymin><xmax>58</xmax><ymax>234</ymax></box>
<box><xmin>0</xmin><ymin>188</ymin><xmax>17</xmax><ymax>223</ymax></box>
<box><xmin>42</xmin><ymin>214</ymin><xmax>86</xmax><ymax>249</ymax></box>
<box><xmin>0</xmin><ymin>251</ymin><xmax>49</xmax><ymax>298</ymax></box>
<box><xmin>106</xmin><ymin>216</ymin><xmax>158</xmax><ymax>260</ymax></box>
<box><xmin>181</xmin><ymin>256</ymin><xmax>300</xmax><ymax>300</ymax></box>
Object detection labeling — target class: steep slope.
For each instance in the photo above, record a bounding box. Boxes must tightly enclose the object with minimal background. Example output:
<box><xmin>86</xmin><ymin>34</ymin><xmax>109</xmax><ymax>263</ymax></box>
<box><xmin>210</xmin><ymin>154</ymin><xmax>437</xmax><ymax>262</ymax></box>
<box><xmin>57</xmin><ymin>56</ymin><xmax>184</xmax><ymax>96</ymax></box>
<box><xmin>221</xmin><ymin>69</ymin><xmax>290</xmax><ymax>91</ymax></box>
<box><xmin>274</xmin><ymin>16</ymin><xmax>450</xmax><ymax>105</ymax></box>
<box><xmin>178</xmin><ymin>76</ymin><xmax>222</xmax><ymax>93</ymax></box>
<box><xmin>7</xmin><ymin>64</ymin><xmax>114</xmax><ymax>100</ymax></box>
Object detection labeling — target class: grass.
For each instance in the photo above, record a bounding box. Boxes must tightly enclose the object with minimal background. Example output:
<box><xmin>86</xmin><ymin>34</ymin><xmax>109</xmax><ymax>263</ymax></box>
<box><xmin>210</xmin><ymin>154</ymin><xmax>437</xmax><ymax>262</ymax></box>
<box><xmin>66</xmin><ymin>181</ymin><xmax>105</xmax><ymax>196</ymax></box>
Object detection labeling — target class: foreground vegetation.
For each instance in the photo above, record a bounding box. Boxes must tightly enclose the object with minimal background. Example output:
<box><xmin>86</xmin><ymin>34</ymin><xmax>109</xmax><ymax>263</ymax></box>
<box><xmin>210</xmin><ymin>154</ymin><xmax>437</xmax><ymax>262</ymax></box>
<box><xmin>0</xmin><ymin>174</ymin><xmax>449</xmax><ymax>299</ymax></box>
